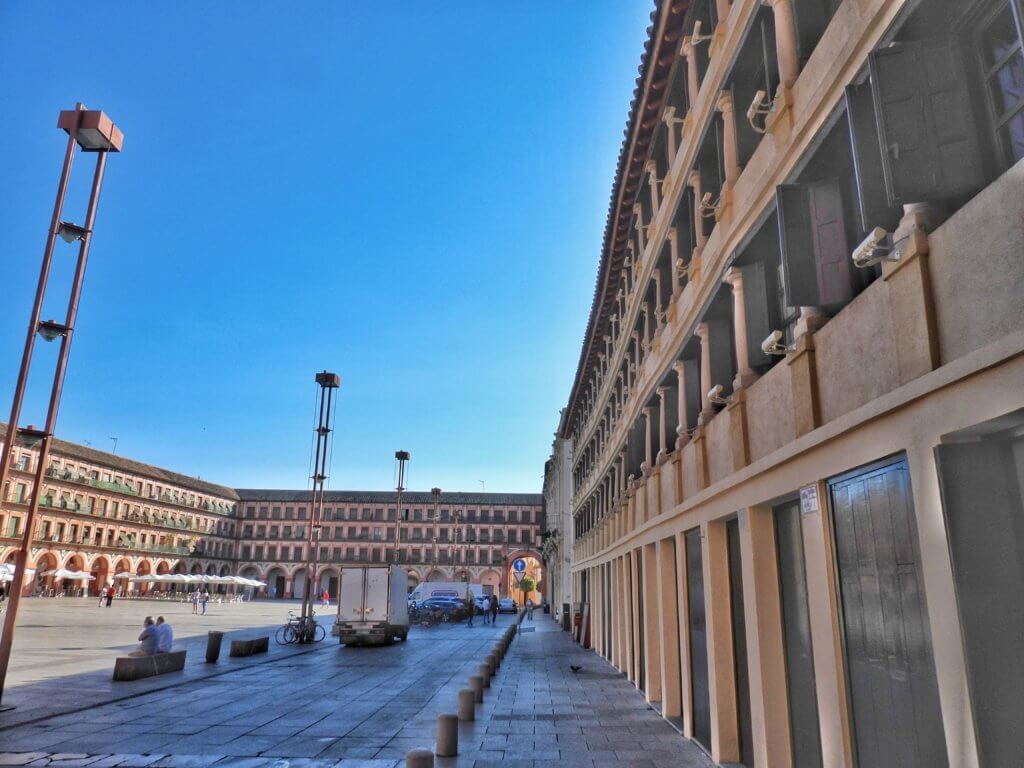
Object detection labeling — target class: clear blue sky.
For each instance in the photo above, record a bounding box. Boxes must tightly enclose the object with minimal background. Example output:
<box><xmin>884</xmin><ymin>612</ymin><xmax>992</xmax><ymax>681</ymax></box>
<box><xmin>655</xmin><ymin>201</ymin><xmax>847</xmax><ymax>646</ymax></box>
<box><xmin>0</xmin><ymin>3</ymin><xmax>650</xmax><ymax>494</ymax></box>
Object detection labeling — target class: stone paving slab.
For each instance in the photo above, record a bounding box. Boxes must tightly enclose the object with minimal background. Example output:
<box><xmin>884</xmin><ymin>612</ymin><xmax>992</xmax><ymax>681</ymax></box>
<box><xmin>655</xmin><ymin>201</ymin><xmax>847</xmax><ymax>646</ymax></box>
<box><xmin>1</xmin><ymin>613</ymin><xmax>714</xmax><ymax>767</ymax></box>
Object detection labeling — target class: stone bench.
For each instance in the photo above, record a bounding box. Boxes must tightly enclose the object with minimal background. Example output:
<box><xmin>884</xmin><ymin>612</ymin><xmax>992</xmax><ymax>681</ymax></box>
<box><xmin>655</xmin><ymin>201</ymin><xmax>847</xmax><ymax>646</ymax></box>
<box><xmin>113</xmin><ymin>650</ymin><xmax>187</xmax><ymax>681</ymax></box>
<box><xmin>229</xmin><ymin>636</ymin><xmax>269</xmax><ymax>657</ymax></box>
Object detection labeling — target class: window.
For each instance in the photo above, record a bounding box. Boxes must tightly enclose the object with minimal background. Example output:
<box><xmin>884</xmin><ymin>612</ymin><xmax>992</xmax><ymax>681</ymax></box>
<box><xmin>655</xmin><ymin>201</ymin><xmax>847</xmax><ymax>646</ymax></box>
<box><xmin>976</xmin><ymin>2</ymin><xmax>1024</xmax><ymax>166</ymax></box>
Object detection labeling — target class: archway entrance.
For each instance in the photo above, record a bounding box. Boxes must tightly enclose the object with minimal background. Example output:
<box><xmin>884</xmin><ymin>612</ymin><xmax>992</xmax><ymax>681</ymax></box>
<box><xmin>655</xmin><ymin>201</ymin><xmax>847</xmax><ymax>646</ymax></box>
<box><xmin>507</xmin><ymin>555</ymin><xmax>543</xmax><ymax>605</ymax></box>
<box><xmin>89</xmin><ymin>557</ymin><xmax>110</xmax><ymax>596</ymax></box>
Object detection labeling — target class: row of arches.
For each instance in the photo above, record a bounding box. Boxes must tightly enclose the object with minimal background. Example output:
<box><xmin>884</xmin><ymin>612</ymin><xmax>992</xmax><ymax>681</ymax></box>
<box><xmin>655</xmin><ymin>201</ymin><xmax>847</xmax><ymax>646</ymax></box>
<box><xmin>0</xmin><ymin>549</ymin><xmax>234</xmax><ymax>597</ymax></box>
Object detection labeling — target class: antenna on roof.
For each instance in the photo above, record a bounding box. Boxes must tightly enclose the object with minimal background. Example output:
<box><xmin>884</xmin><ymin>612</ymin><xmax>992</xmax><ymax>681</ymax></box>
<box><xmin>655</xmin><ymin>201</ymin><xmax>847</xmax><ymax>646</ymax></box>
<box><xmin>479</xmin><ymin>480</ymin><xmax>485</xmax><ymax>493</ymax></box>
<box><xmin>109</xmin><ymin>437</ymin><xmax>119</xmax><ymax>454</ymax></box>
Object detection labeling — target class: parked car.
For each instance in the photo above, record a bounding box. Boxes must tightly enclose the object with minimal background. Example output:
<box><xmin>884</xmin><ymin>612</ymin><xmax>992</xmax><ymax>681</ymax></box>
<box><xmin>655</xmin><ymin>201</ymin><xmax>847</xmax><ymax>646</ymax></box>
<box><xmin>420</xmin><ymin>597</ymin><xmax>467</xmax><ymax>621</ymax></box>
<box><xmin>498</xmin><ymin>597</ymin><xmax>517</xmax><ymax>614</ymax></box>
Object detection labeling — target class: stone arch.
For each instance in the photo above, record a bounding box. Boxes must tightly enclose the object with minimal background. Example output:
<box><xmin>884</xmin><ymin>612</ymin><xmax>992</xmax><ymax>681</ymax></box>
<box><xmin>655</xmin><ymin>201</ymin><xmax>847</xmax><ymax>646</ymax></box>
<box><xmin>190</xmin><ymin>562</ymin><xmax>203</xmax><ymax>575</ymax></box>
<box><xmin>504</xmin><ymin>550</ymin><xmax>544</xmax><ymax>604</ymax></box>
<box><xmin>34</xmin><ymin>551</ymin><xmax>59</xmax><ymax>595</ymax></box>
<box><xmin>406</xmin><ymin>569</ymin><xmax>421</xmax><ymax>591</ymax></box>
<box><xmin>113</xmin><ymin>557</ymin><xmax>132</xmax><ymax>595</ymax></box>
<box><xmin>318</xmin><ymin>567</ymin><xmax>339</xmax><ymax>599</ymax></box>
<box><xmin>266</xmin><ymin>566</ymin><xmax>287</xmax><ymax>599</ymax></box>
<box><xmin>135</xmin><ymin>559</ymin><xmax>153</xmax><ymax>595</ymax></box>
<box><xmin>174</xmin><ymin>561</ymin><xmax>189</xmax><ymax>575</ymax></box>
<box><xmin>478</xmin><ymin>568</ymin><xmax>501</xmax><ymax>593</ymax></box>
<box><xmin>425</xmin><ymin>568</ymin><xmax>447</xmax><ymax>582</ymax></box>
<box><xmin>89</xmin><ymin>555</ymin><xmax>110</xmax><ymax>596</ymax></box>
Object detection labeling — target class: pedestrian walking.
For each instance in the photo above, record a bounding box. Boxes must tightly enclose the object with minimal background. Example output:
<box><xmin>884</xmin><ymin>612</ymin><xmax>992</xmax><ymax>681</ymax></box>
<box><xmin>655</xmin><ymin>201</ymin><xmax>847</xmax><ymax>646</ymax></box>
<box><xmin>321</xmin><ymin>588</ymin><xmax>330</xmax><ymax>608</ymax></box>
<box><xmin>466</xmin><ymin>597</ymin><xmax>475</xmax><ymax>627</ymax></box>
<box><xmin>482</xmin><ymin>596</ymin><xmax>491</xmax><ymax>625</ymax></box>
<box><xmin>106</xmin><ymin>584</ymin><xmax>115</xmax><ymax>607</ymax></box>
<box><xmin>191</xmin><ymin>589</ymin><xmax>200</xmax><ymax>615</ymax></box>
<box><xmin>200</xmin><ymin>589</ymin><xmax>209</xmax><ymax>615</ymax></box>
<box><xmin>490</xmin><ymin>596</ymin><xmax>499</xmax><ymax>625</ymax></box>
<box><xmin>526</xmin><ymin>597</ymin><xmax>534</xmax><ymax>621</ymax></box>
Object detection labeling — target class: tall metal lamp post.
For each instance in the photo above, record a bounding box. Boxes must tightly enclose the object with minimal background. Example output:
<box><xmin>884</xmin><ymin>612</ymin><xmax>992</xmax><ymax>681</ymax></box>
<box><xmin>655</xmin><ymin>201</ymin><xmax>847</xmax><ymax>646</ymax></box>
<box><xmin>299</xmin><ymin>370</ymin><xmax>340</xmax><ymax>636</ymax></box>
<box><xmin>392</xmin><ymin>451</ymin><xmax>409</xmax><ymax>563</ymax></box>
<box><xmin>0</xmin><ymin>105</ymin><xmax>122</xmax><ymax>706</ymax></box>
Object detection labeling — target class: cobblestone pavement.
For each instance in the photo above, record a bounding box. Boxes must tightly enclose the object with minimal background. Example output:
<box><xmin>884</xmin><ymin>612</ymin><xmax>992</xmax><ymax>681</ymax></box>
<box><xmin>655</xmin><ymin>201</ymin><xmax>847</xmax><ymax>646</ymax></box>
<box><xmin>0</xmin><ymin>612</ymin><xmax>714</xmax><ymax>767</ymax></box>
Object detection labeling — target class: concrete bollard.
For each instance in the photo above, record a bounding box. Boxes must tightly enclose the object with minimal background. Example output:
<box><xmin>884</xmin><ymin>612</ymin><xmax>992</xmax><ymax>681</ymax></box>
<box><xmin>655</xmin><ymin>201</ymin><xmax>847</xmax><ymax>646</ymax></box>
<box><xmin>470</xmin><ymin>674</ymin><xmax>484</xmax><ymax>702</ymax></box>
<box><xmin>436</xmin><ymin>713</ymin><xmax>458</xmax><ymax>757</ymax></box>
<box><xmin>457</xmin><ymin>688</ymin><xmax>476</xmax><ymax>721</ymax></box>
<box><xmin>406</xmin><ymin>748</ymin><xmax>434</xmax><ymax>768</ymax></box>
<box><xmin>478</xmin><ymin>663</ymin><xmax>491</xmax><ymax>687</ymax></box>
<box><xmin>486</xmin><ymin>653</ymin><xmax>498</xmax><ymax>673</ymax></box>
<box><xmin>205</xmin><ymin>631</ymin><xmax>224</xmax><ymax>664</ymax></box>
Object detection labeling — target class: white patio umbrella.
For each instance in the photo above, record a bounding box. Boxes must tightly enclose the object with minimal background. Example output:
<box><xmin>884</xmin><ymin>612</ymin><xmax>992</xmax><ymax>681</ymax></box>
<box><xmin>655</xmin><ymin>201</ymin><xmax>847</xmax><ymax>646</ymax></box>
<box><xmin>0</xmin><ymin>564</ymin><xmax>36</xmax><ymax>582</ymax></box>
<box><xmin>41</xmin><ymin>568</ymin><xmax>94</xmax><ymax>581</ymax></box>
<box><xmin>112</xmin><ymin>571</ymin><xmax>134</xmax><ymax>579</ymax></box>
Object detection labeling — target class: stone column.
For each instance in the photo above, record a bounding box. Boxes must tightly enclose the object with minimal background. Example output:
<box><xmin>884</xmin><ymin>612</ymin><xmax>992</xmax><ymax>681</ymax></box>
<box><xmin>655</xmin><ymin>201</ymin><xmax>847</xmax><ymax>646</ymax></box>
<box><xmin>642</xmin><ymin>302</ymin><xmax>652</xmax><ymax>354</ymax></box>
<box><xmin>662</xmin><ymin>108</ymin><xmax>680</xmax><ymax>161</ymax></box>
<box><xmin>653</xmin><ymin>268</ymin><xmax>665</xmax><ymax>330</ymax></box>
<box><xmin>716</xmin><ymin>0</ymin><xmax>731</xmax><ymax>24</ymax></box>
<box><xmin>633</xmin><ymin>204</ymin><xmax>647</xmax><ymax>256</ymax></box>
<box><xmin>696</xmin><ymin>323</ymin><xmax>714</xmax><ymax>424</ymax></box>
<box><xmin>668</xmin><ymin>227</ymin><xmax>683</xmax><ymax>299</ymax></box>
<box><xmin>656</xmin><ymin>387</ymin><xmax>669</xmax><ymax>461</ymax></box>
<box><xmin>716</xmin><ymin>91</ymin><xmax>740</xmax><ymax>187</ymax></box>
<box><xmin>688</xmin><ymin>170</ymin><xmax>707</xmax><ymax>249</ymax></box>
<box><xmin>723</xmin><ymin>267</ymin><xmax>759</xmax><ymax>389</ymax></box>
<box><xmin>682</xmin><ymin>37</ymin><xmax>700</xmax><ymax>106</ymax></box>
<box><xmin>646</xmin><ymin>160</ymin><xmax>661</xmax><ymax>213</ymax></box>
<box><xmin>765</xmin><ymin>0</ymin><xmax>800</xmax><ymax>89</ymax></box>
<box><xmin>672</xmin><ymin>360</ymin><xmax>690</xmax><ymax>446</ymax></box>
<box><xmin>643</xmin><ymin>407</ymin><xmax>654</xmax><ymax>474</ymax></box>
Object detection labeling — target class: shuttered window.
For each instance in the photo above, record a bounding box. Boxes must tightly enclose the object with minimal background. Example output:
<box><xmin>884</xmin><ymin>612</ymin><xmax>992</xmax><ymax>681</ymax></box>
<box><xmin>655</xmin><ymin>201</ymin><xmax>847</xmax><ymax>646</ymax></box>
<box><xmin>977</xmin><ymin>3</ymin><xmax>1024</xmax><ymax>167</ymax></box>
<box><xmin>776</xmin><ymin>178</ymin><xmax>854</xmax><ymax>310</ymax></box>
<box><xmin>869</xmin><ymin>39</ymin><xmax>986</xmax><ymax>205</ymax></box>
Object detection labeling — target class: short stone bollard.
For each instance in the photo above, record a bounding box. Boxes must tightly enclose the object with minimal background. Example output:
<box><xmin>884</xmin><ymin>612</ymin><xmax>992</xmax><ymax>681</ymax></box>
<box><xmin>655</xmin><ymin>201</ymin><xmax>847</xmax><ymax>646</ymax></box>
<box><xmin>436</xmin><ymin>713</ymin><xmax>458</xmax><ymax>757</ymax></box>
<box><xmin>406</xmin><ymin>748</ymin><xmax>434</xmax><ymax>768</ymax></box>
<box><xmin>470</xmin><ymin>674</ymin><xmax>484</xmax><ymax>702</ymax></box>
<box><xmin>457</xmin><ymin>688</ymin><xmax>476</xmax><ymax>721</ymax></box>
<box><xmin>486</xmin><ymin>653</ymin><xmax>498</xmax><ymax>673</ymax></box>
<box><xmin>478</xmin><ymin>663</ymin><xmax>491</xmax><ymax>687</ymax></box>
<box><xmin>205</xmin><ymin>631</ymin><xmax>224</xmax><ymax>664</ymax></box>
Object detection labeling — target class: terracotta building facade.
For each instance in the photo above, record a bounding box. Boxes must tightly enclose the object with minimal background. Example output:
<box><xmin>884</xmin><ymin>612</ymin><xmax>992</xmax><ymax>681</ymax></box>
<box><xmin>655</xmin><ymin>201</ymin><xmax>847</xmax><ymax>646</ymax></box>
<box><xmin>1</xmin><ymin>427</ymin><xmax>543</xmax><ymax>603</ymax></box>
<box><xmin>559</xmin><ymin>1</ymin><xmax>1024</xmax><ymax>767</ymax></box>
<box><xmin>233</xmin><ymin>490</ymin><xmax>544</xmax><ymax>601</ymax></box>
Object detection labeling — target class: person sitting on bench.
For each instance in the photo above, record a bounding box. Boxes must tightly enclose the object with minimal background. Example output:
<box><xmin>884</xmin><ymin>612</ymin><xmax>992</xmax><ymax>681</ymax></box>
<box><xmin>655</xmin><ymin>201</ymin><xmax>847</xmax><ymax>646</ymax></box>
<box><xmin>129</xmin><ymin>616</ymin><xmax>159</xmax><ymax>656</ymax></box>
<box><xmin>155</xmin><ymin>615</ymin><xmax>173</xmax><ymax>653</ymax></box>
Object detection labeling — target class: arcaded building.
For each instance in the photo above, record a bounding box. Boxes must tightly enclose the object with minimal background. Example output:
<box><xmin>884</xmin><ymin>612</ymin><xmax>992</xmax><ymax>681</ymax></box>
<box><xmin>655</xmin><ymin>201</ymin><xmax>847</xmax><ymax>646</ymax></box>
<box><xmin>0</xmin><ymin>426</ymin><xmax>543</xmax><ymax>603</ymax></box>
<box><xmin>233</xmin><ymin>490</ymin><xmax>544</xmax><ymax>602</ymax></box>
<box><xmin>560</xmin><ymin>0</ymin><xmax>1023</xmax><ymax>766</ymax></box>
<box><xmin>0</xmin><ymin>424</ymin><xmax>239</xmax><ymax>595</ymax></box>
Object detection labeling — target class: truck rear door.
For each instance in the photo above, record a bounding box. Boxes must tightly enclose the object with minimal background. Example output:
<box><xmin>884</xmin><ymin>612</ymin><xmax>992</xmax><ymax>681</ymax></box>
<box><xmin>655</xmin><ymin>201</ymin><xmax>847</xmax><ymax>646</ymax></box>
<box><xmin>363</xmin><ymin>568</ymin><xmax>390</xmax><ymax>624</ymax></box>
<box><xmin>338</xmin><ymin>568</ymin><xmax>365</xmax><ymax>622</ymax></box>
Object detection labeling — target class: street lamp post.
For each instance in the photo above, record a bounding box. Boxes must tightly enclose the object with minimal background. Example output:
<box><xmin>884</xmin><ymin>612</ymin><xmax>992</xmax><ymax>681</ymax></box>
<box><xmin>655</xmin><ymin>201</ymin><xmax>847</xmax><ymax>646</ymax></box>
<box><xmin>392</xmin><ymin>451</ymin><xmax>409</xmax><ymax>564</ymax></box>
<box><xmin>0</xmin><ymin>105</ymin><xmax>122</xmax><ymax>706</ymax></box>
<box><xmin>299</xmin><ymin>370</ymin><xmax>340</xmax><ymax>635</ymax></box>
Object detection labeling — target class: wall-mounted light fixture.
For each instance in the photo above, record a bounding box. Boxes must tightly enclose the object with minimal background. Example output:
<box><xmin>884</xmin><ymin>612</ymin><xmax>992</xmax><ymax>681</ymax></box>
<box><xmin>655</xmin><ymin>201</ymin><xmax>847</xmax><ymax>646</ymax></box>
<box><xmin>746</xmin><ymin>89</ymin><xmax>775</xmax><ymax>134</ymax></box>
<box><xmin>699</xmin><ymin>191</ymin><xmax>722</xmax><ymax>218</ymax></box>
<box><xmin>761</xmin><ymin>329</ymin><xmax>794</xmax><ymax>356</ymax></box>
<box><xmin>852</xmin><ymin>226</ymin><xmax>901</xmax><ymax>268</ymax></box>
<box><xmin>690</xmin><ymin>21</ymin><xmax>714</xmax><ymax>45</ymax></box>
<box><xmin>707</xmin><ymin>384</ymin><xmax>732</xmax><ymax>406</ymax></box>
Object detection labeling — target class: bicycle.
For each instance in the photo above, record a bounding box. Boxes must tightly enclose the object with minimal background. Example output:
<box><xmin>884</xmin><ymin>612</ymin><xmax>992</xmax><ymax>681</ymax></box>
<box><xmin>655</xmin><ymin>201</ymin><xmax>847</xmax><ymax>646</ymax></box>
<box><xmin>275</xmin><ymin>610</ymin><xmax>326</xmax><ymax>644</ymax></box>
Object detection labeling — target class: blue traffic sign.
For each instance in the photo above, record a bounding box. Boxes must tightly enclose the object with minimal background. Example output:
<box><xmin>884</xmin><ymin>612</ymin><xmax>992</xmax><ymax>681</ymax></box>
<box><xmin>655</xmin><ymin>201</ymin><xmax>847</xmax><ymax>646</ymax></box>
<box><xmin>513</xmin><ymin>558</ymin><xmax>527</xmax><ymax>573</ymax></box>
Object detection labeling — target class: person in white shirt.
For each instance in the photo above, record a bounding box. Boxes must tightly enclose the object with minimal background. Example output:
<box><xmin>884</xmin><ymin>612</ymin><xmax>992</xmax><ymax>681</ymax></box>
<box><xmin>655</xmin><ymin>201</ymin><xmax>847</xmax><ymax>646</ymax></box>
<box><xmin>482</xmin><ymin>597</ymin><xmax>492</xmax><ymax>625</ymax></box>
<box><xmin>154</xmin><ymin>616</ymin><xmax>173</xmax><ymax>653</ymax></box>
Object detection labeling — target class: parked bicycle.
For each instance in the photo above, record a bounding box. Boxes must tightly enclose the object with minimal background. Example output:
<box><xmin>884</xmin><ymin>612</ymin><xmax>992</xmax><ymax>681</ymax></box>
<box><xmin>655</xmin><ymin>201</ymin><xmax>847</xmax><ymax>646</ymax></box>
<box><xmin>275</xmin><ymin>609</ymin><xmax>326</xmax><ymax>644</ymax></box>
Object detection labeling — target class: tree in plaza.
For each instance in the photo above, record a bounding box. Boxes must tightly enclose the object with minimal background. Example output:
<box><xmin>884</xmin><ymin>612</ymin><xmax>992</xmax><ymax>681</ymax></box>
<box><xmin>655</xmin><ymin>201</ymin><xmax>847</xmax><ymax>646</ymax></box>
<box><xmin>519</xmin><ymin>576</ymin><xmax>535</xmax><ymax>598</ymax></box>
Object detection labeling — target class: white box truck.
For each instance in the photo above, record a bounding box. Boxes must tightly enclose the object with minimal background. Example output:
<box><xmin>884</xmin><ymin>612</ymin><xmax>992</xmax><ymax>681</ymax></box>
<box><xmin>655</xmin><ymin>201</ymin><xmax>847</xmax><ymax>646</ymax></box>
<box><xmin>334</xmin><ymin>565</ymin><xmax>410</xmax><ymax>646</ymax></box>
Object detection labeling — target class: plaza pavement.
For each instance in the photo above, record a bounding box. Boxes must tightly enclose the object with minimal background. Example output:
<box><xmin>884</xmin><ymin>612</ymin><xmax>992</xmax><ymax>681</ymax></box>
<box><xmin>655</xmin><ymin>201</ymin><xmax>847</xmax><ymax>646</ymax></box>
<box><xmin>0</xmin><ymin>603</ymin><xmax>714</xmax><ymax>767</ymax></box>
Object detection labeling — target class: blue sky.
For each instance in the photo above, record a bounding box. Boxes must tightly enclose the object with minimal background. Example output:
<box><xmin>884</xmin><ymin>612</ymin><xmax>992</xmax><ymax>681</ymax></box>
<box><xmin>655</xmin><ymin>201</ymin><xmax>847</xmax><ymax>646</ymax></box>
<box><xmin>0</xmin><ymin>3</ymin><xmax>650</xmax><ymax>494</ymax></box>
